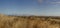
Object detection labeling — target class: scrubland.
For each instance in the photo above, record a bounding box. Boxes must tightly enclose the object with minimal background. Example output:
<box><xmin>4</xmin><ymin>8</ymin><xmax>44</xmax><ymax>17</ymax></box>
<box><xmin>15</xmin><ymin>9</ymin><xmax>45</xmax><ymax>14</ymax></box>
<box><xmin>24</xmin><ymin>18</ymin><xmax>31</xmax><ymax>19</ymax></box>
<box><xmin>0</xmin><ymin>14</ymin><xmax>60</xmax><ymax>28</ymax></box>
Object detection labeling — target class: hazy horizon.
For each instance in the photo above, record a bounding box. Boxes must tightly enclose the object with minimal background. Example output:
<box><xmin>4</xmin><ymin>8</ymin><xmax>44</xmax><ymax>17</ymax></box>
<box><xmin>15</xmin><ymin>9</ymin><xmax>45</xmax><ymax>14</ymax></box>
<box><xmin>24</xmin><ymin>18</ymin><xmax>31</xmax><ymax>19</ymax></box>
<box><xmin>0</xmin><ymin>0</ymin><xmax>60</xmax><ymax>16</ymax></box>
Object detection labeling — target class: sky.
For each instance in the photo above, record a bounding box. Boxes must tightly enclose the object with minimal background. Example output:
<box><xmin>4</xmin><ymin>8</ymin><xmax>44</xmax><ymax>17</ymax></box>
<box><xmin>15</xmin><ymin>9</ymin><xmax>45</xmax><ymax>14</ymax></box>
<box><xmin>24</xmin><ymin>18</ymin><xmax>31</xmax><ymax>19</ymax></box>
<box><xmin>0</xmin><ymin>0</ymin><xmax>60</xmax><ymax>16</ymax></box>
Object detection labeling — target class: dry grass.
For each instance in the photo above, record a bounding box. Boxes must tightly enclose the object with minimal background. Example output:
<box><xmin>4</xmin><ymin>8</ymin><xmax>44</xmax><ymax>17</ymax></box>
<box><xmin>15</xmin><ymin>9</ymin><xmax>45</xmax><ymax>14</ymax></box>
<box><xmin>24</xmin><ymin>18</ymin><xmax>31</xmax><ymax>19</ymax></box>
<box><xmin>0</xmin><ymin>14</ymin><xmax>60</xmax><ymax>28</ymax></box>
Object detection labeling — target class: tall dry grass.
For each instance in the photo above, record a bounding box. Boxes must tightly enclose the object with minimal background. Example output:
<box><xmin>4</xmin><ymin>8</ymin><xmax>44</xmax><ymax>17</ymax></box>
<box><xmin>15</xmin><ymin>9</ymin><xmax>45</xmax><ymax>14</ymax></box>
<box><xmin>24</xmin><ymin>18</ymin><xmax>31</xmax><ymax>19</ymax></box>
<box><xmin>0</xmin><ymin>14</ymin><xmax>60</xmax><ymax>28</ymax></box>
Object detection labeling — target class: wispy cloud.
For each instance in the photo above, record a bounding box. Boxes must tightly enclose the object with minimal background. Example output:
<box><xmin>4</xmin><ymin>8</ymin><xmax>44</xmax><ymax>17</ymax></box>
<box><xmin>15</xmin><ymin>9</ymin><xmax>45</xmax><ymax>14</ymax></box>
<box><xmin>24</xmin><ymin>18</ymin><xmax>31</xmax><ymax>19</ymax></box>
<box><xmin>33</xmin><ymin>0</ymin><xmax>60</xmax><ymax>4</ymax></box>
<box><xmin>37</xmin><ymin>0</ymin><xmax>43</xmax><ymax>3</ymax></box>
<box><xmin>49</xmin><ymin>1</ymin><xmax>60</xmax><ymax>6</ymax></box>
<box><xmin>51</xmin><ymin>2</ymin><xmax>60</xmax><ymax>4</ymax></box>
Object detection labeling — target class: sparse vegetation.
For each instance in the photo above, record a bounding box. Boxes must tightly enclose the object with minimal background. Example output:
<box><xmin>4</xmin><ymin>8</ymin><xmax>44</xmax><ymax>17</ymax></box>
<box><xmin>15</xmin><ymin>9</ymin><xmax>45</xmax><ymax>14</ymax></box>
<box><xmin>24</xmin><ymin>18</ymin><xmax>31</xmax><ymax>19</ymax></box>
<box><xmin>0</xmin><ymin>14</ymin><xmax>60</xmax><ymax>28</ymax></box>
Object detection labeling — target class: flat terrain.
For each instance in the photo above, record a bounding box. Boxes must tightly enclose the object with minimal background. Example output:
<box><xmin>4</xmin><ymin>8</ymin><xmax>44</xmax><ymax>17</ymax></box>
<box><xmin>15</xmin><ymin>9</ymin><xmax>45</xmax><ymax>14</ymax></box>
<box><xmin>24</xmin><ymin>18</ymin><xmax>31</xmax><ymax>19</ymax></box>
<box><xmin>0</xmin><ymin>14</ymin><xmax>60</xmax><ymax>28</ymax></box>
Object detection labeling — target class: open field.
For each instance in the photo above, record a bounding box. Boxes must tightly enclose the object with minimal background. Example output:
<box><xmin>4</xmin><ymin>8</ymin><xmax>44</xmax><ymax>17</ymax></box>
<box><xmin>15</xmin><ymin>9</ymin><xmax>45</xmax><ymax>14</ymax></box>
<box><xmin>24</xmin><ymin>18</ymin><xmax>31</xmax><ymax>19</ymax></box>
<box><xmin>0</xmin><ymin>14</ymin><xmax>60</xmax><ymax>28</ymax></box>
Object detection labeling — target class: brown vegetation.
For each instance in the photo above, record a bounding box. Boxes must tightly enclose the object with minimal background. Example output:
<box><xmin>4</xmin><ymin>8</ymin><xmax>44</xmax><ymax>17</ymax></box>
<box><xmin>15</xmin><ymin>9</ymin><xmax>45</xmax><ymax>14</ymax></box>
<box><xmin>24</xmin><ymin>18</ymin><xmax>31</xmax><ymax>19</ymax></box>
<box><xmin>0</xmin><ymin>14</ymin><xmax>60</xmax><ymax>28</ymax></box>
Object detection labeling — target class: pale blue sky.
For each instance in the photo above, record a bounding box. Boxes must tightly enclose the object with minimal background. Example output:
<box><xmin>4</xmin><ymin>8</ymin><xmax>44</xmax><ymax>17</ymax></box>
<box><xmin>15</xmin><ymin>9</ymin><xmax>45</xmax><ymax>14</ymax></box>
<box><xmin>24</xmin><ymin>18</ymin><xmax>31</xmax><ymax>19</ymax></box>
<box><xmin>0</xmin><ymin>0</ymin><xmax>60</xmax><ymax>16</ymax></box>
